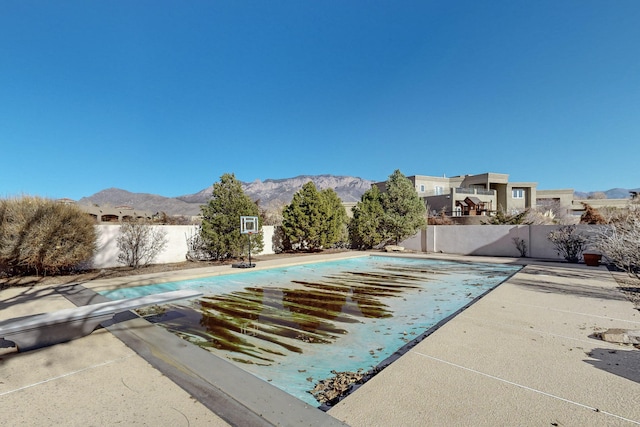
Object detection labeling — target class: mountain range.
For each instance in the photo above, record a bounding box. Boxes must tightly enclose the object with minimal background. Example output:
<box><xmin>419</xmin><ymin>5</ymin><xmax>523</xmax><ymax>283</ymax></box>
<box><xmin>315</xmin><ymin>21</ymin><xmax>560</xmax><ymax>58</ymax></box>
<box><xmin>78</xmin><ymin>174</ymin><xmax>638</xmax><ymax>217</ymax></box>
<box><xmin>78</xmin><ymin>175</ymin><xmax>376</xmax><ymax>216</ymax></box>
<box><xmin>574</xmin><ymin>188</ymin><xmax>639</xmax><ymax>200</ymax></box>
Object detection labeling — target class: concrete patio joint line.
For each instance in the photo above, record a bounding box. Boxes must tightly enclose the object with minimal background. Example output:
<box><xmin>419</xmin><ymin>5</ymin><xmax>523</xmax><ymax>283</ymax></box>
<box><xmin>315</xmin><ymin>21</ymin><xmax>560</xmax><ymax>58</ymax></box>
<box><xmin>414</xmin><ymin>351</ymin><xmax>640</xmax><ymax>425</ymax></box>
<box><xmin>506</xmin><ymin>302</ymin><xmax>640</xmax><ymax>325</ymax></box>
<box><xmin>0</xmin><ymin>355</ymin><xmax>134</xmax><ymax>397</ymax></box>
<box><xmin>458</xmin><ymin>313</ymin><xmax>626</xmax><ymax>347</ymax></box>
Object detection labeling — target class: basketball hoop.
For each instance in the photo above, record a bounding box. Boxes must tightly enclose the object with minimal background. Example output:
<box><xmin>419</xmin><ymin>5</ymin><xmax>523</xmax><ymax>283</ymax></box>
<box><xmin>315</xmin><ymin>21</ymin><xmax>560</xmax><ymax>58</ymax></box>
<box><xmin>234</xmin><ymin>216</ymin><xmax>259</xmax><ymax>268</ymax></box>
<box><xmin>240</xmin><ymin>216</ymin><xmax>258</xmax><ymax>235</ymax></box>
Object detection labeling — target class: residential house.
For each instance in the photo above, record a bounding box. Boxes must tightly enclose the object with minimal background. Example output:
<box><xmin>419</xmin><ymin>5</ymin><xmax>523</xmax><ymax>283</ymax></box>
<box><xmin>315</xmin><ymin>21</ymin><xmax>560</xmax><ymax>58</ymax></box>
<box><xmin>373</xmin><ymin>172</ymin><xmax>634</xmax><ymax>222</ymax></box>
<box><xmin>57</xmin><ymin>199</ymin><xmax>154</xmax><ymax>223</ymax></box>
<box><xmin>375</xmin><ymin>173</ymin><xmax>537</xmax><ymax>219</ymax></box>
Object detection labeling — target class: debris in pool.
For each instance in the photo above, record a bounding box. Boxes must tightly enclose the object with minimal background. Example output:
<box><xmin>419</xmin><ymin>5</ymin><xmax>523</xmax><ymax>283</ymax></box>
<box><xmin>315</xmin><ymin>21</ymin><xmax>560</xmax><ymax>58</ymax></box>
<box><xmin>310</xmin><ymin>366</ymin><xmax>385</xmax><ymax>406</ymax></box>
<box><xmin>310</xmin><ymin>369</ymin><xmax>366</xmax><ymax>405</ymax></box>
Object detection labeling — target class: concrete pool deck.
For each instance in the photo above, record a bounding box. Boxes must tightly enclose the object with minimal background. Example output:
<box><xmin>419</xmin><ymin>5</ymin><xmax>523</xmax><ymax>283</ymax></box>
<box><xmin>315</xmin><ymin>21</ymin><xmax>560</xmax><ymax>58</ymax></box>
<box><xmin>1</xmin><ymin>253</ymin><xmax>639</xmax><ymax>426</ymax></box>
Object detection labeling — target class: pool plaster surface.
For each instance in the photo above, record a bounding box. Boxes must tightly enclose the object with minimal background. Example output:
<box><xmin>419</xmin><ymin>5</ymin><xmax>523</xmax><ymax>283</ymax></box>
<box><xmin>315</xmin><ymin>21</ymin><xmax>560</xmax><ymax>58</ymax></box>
<box><xmin>1</xmin><ymin>252</ymin><xmax>639</xmax><ymax>426</ymax></box>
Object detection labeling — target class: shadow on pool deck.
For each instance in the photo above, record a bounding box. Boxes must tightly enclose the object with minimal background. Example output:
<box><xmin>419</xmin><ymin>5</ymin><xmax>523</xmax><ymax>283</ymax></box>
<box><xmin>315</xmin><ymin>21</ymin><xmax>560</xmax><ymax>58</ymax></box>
<box><xmin>327</xmin><ymin>257</ymin><xmax>640</xmax><ymax>426</ymax></box>
<box><xmin>584</xmin><ymin>347</ymin><xmax>640</xmax><ymax>384</ymax></box>
<box><xmin>508</xmin><ymin>264</ymin><xmax>632</xmax><ymax>302</ymax></box>
<box><xmin>2</xmin><ymin>253</ymin><xmax>640</xmax><ymax>426</ymax></box>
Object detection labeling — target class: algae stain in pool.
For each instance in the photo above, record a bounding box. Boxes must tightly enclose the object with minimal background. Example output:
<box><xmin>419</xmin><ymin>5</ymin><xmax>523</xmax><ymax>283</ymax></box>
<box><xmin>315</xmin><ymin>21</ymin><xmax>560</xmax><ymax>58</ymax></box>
<box><xmin>127</xmin><ymin>256</ymin><xmax>521</xmax><ymax>406</ymax></box>
<box><xmin>144</xmin><ymin>277</ymin><xmax>403</xmax><ymax>365</ymax></box>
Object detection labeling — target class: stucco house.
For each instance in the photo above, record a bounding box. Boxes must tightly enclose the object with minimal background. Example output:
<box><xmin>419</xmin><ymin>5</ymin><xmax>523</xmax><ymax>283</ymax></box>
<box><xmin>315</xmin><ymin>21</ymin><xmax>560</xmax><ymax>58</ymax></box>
<box><xmin>374</xmin><ymin>172</ymin><xmax>537</xmax><ymax>218</ymax></box>
<box><xmin>57</xmin><ymin>199</ymin><xmax>154</xmax><ymax>223</ymax></box>
<box><xmin>373</xmin><ymin>172</ymin><xmax>633</xmax><ymax>222</ymax></box>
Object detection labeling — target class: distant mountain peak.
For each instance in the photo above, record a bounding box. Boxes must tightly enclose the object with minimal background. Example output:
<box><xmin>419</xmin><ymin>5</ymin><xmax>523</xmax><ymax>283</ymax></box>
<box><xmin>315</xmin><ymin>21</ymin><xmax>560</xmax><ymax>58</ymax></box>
<box><xmin>79</xmin><ymin>174</ymin><xmax>375</xmax><ymax>216</ymax></box>
<box><xmin>574</xmin><ymin>187</ymin><xmax>639</xmax><ymax>200</ymax></box>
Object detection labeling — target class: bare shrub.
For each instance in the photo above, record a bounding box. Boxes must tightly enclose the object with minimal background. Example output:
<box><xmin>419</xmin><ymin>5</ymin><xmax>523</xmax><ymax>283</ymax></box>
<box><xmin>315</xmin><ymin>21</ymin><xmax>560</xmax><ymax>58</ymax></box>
<box><xmin>523</xmin><ymin>209</ymin><xmax>556</xmax><ymax>225</ymax></box>
<box><xmin>592</xmin><ymin>207</ymin><xmax>640</xmax><ymax>277</ymax></box>
<box><xmin>259</xmin><ymin>205</ymin><xmax>284</xmax><ymax>226</ymax></box>
<box><xmin>512</xmin><ymin>237</ymin><xmax>528</xmax><ymax>257</ymax></box>
<box><xmin>484</xmin><ymin>208</ymin><xmax>531</xmax><ymax>225</ymax></box>
<box><xmin>428</xmin><ymin>208</ymin><xmax>453</xmax><ymax>225</ymax></box>
<box><xmin>547</xmin><ymin>225</ymin><xmax>588</xmax><ymax>263</ymax></box>
<box><xmin>0</xmin><ymin>197</ymin><xmax>97</xmax><ymax>275</ymax></box>
<box><xmin>117</xmin><ymin>220</ymin><xmax>168</xmax><ymax>269</ymax></box>
<box><xmin>525</xmin><ymin>200</ymin><xmax>575</xmax><ymax>225</ymax></box>
<box><xmin>154</xmin><ymin>212</ymin><xmax>194</xmax><ymax>225</ymax></box>
<box><xmin>185</xmin><ymin>226</ymin><xmax>214</xmax><ymax>261</ymax></box>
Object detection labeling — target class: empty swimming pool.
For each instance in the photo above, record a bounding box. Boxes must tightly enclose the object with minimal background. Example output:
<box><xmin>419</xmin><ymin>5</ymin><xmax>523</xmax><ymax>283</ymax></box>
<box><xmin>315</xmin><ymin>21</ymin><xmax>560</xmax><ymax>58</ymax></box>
<box><xmin>101</xmin><ymin>255</ymin><xmax>521</xmax><ymax>406</ymax></box>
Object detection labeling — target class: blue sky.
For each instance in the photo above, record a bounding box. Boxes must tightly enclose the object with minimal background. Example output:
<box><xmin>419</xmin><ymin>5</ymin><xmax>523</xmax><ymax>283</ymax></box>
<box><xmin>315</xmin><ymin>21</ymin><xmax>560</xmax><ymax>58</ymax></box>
<box><xmin>1</xmin><ymin>1</ymin><xmax>639</xmax><ymax>200</ymax></box>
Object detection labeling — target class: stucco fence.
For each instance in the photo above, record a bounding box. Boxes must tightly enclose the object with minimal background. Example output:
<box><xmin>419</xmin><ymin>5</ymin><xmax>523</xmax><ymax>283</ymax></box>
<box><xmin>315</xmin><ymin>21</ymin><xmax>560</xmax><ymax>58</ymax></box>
<box><xmin>92</xmin><ymin>224</ymin><xmax>601</xmax><ymax>269</ymax></box>
<box><xmin>93</xmin><ymin>225</ymin><xmax>276</xmax><ymax>269</ymax></box>
<box><xmin>399</xmin><ymin>224</ymin><xmax>602</xmax><ymax>260</ymax></box>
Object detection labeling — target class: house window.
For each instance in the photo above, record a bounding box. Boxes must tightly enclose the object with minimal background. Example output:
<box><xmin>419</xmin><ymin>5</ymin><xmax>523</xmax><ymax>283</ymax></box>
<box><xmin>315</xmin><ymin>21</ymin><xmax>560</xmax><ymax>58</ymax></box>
<box><xmin>512</xmin><ymin>189</ymin><xmax>525</xmax><ymax>199</ymax></box>
<box><xmin>419</xmin><ymin>184</ymin><xmax>425</xmax><ymax>192</ymax></box>
<box><xmin>434</xmin><ymin>186</ymin><xmax>444</xmax><ymax>195</ymax></box>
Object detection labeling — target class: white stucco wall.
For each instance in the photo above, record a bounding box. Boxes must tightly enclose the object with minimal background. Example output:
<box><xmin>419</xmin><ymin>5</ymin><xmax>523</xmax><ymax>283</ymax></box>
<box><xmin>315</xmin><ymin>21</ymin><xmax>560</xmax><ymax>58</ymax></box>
<box><xmin>93</xmin><ymin>225</ymin><xmax>275</xmax><ymax>269</ymax></box>
<box><xmin>401</xmin><ymin>225</ymin><xmax>600</xmax><ymax>260</ymax></box>
<box><xmin>430</xmin><ymin>225</ymin><xmax>530</xmax><ymax>257</ymax></box>
<box><xmin>93</xmin><ymin>225</ymin><xmax>121</xmax><ymax>268</ymax></box>
<box><xmin>91</xmin><ymin>223</ymin><xmax>599</xmax><ymax>268</ymax></box>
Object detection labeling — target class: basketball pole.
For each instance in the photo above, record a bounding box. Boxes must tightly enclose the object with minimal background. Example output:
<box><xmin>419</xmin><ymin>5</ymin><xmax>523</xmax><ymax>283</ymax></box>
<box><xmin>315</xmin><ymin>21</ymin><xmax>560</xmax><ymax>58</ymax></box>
<box><xmin>238</xmin><ymin>215</ymin><xmax>258</xmax><ymax>268</ymax></box>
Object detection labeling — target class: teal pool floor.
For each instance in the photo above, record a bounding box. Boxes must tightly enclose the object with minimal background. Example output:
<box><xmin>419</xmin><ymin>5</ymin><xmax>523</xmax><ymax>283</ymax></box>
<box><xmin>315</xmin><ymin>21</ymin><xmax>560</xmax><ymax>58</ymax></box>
<box><xmin>101</xmin><ymin>256</ymin><xmax>521</xmax><ymax>406</ymax></box>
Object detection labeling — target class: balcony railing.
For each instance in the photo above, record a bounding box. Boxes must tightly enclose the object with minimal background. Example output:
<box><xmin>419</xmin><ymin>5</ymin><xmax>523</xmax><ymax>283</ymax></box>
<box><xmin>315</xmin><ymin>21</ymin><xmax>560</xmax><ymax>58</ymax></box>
<box><xmin>420</xmin><ymin>189</ymin><xmax>449</xmax><ymax>197</ymax></box>
<box><xmin>421</xmin><ymin>187</ymin><xmax>496</xmax><ymax>197</ymax></box>
<box><xmin>453</xmin><ymin>187</ymin><xmax>495</xmax><ymax>196</ymax></box>
<box><xmin>455</xmin><ymin>187</ymin><xmax>475</xmax><ymax>194</ymax></box>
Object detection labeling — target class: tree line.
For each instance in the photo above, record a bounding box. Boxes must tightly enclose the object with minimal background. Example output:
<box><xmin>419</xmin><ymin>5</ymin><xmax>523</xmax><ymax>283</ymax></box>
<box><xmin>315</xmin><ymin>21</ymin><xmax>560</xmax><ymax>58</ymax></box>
<box><xmin>0</xmin><ymin>170</ymin><xmax>426</xmax><ymax>276</ymax></box>
<box><xmin>2</xmin><ymin>170</ymin><xmax>640</xmax><ymax>277</ymax></box>
<box><xmin>193</xmin><ymin>169</ymin><xmax>427</xmax><ymax>259</ymax></box>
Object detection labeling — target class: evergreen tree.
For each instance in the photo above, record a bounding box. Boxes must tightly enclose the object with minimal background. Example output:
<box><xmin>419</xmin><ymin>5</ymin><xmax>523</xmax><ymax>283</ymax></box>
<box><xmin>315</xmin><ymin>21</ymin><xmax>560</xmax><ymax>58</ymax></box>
<box><xmin>348</xmin><ymin>185</ymin><xmax>387</xmax><ymax>249</ymax></box>
<box><xmin>381</xmin><ymin>169</ymin><xmax>427</xmax><ymax>245</ymax></box>
<box><xmin>281</xmin><ymin>181</ymin><xmax>347</xmax><ymax>251</ymax></box>
<box><xmin>281</xmin><ymin>181</ymin><xmax>322</xmax><ymax>251</ymax></box>
<box><xmin>200</xmin><ymin>173</ymin><xmax>264</xmax><ymax>259</ymax></box>
<box><xmin>320</xmin><ymin>187</ymin><xmax>348</xmax><ymax>247</ymax></box>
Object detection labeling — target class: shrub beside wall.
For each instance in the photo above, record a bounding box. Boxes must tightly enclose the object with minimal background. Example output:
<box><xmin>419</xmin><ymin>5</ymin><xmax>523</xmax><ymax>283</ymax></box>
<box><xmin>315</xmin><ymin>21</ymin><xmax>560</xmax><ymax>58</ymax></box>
<box><xmin>93</xmin><ymin>225</ymin><xmax>276</xmax><ymax>269</ymax></box>
<box><xmin>0</xmin><ymin>197</ymin><xmax>97</xmax><ymax>275</ymax></box>
<box><xmin>402</xmin><ymin>224</ymin><xmax>599</xmax><ymax>260</ymax></box>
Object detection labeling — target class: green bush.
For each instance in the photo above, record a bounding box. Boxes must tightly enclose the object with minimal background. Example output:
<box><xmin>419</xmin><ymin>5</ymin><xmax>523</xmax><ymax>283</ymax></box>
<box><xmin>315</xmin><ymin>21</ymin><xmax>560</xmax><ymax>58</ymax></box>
<box><xmin>281</xmin><ymin>182</ymin><xmax>347</xmax><ymax>251</ymax></box>
<box><xmin>0</xmin><ymin>197</ymin><xmax>97</xmax><ymax>275</ymax></box>
<box><xmin>349</xmin><ymin>185</ymin><xmax>387</xmax><ymax>249</ymax></box>
<box><xmin>349</xmin><ymin>170</ymin><xmax>426</xmax><ymax>249</ymax></box>
<box><xmin>380</xmin><ymin>170</ymin><xmax>427</xmax><ymax>245</ymax></box>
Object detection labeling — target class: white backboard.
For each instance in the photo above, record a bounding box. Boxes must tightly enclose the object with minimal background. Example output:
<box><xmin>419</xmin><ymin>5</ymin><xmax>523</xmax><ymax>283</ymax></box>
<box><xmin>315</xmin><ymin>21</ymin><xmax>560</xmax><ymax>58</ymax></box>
<box><xmin>240</xmin><ymin>216</ymin><xmax>259</xmax><ymax>234</ymax></box>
